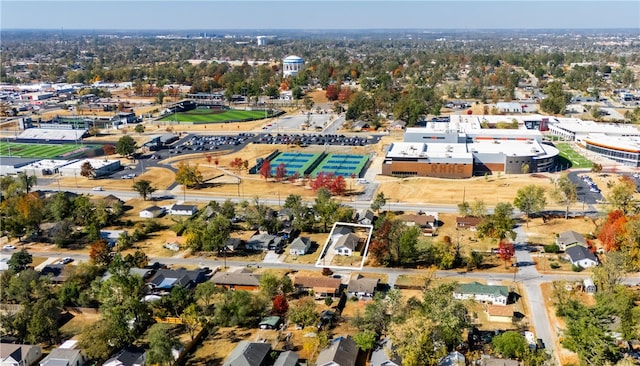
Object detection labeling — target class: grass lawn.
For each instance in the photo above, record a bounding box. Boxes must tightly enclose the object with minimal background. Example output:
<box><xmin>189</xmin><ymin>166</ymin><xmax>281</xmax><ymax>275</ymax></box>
<box><xmin>554</xmin><ymin>143</ymin><xmax>593</xmax><ymax>168</ymax></box>
<box><xmin>159</xmin><ymin>109</ymin><xmax>268</xmax><ymax>124</ymax></box>
<box><xmin>0</xmin><ymin>142</ymin><xmax>90</xmax><ymax>159</ymax></box>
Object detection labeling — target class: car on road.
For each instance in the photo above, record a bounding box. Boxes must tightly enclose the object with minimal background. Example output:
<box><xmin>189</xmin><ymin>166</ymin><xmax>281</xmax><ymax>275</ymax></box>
<box><xmin>3</xmin><ymin>245</ymin><xmax>17</xmax><ymax>250</ymax></box>
<box><xmin>92</xmin><ymin>186</ymin><xmax>103</xmax><ymax>191</ymax></box>
<box><xmin>60</xmin><ymin>257</ymin><xmax>74</xmax><ymax>264</ymax></box>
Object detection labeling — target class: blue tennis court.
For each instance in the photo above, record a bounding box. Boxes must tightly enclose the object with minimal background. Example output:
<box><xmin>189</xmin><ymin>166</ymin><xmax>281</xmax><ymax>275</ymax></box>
<box><xmin>310</xmin><ymin>154</ymin><xmax>369</xmax><ymax>177</ymax></box>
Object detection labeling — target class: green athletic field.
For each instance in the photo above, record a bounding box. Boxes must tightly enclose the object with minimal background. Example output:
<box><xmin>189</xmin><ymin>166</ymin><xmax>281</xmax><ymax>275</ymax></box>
<box><xmin>159</xmin><ymin>108</ymin><xmax>268</xmax><ymax>123</ymax></box>
<box><xmin>0</xmin><ymin>142</ymin><xmax>89</xmax><ymax>159</ymax></box>
<box><xmin>555</xmin><ymin>143</ymin><xmax>593</xmax><ymax>168</ymax></box>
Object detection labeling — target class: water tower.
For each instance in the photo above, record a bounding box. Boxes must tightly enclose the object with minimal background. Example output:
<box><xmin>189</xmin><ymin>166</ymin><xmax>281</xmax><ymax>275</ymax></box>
<box><xmin>282</xmin><ymin>55</ymin><xmax>304</xmax><ymax>77</ymax></box>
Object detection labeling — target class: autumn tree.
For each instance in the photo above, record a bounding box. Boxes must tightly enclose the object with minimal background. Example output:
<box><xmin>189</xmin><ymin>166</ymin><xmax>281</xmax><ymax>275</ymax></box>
<box><xmin>272</xmin><ymin>294</ymin><xmax>289</xmax><ymax>315</ymax></box>
<box><xmin>275</xmin><ymin>163</ymin><xmax>287</xmax><ymax>181</ymax></box>
<box><xmin>598</xmin><ymin>210</ymin><xmax>627</xmax><ymax>252</ymax></box>
<box><xmin>132</xmin><ymin>179</ymin><xmax>156</xmax><ymax>201</ymax></box>
<box><xmin>288</xmin><ymin>297</ymin><xmax>318</xmax><ymax>327</ymax></box>
<box><xmin>175</xmin><ymin>162</ymin><xmax>204</xmax><ymax>199</ymax></box>
<box><xmin>498</xmin><ymin>241</ymin><xmax>515</xmax><ymax>268</ymax></box>
<box><xmin>621</xmin><ymin>216</ymin><xmax>640</xmax><ymax>270</ymax></box>
<box><xmin>103</xmin><ymin>144</ymin><xmax>116</xmax><ymax>155</ymax></box>
<box><xmin>513</xmin><ymin>184</ymin><xmax>546</xmax><ymax>227</ymax></box>
<box><xmin>325</xmin><ymin>83</ymin><xmax>340</xmax><ymax>101</ymax></box>
<box><xmin>330</xmin><ymin>175</ymin><xmax>346</xmax><ymax>196</ymax></box>
<box><xmin>259</xmin><ymin>159</ymin><xmax>272</xmax><ymax>181</ymax></box>
<box><xmin>89</xmin><ymin>240</ymin><xmax>112</xmax><ymax>266</ymax></box>
<box><xmin>551</xmin><ymin>174</ymin><xmax>578</xmax><ymax>220</ymax></box>
<box><xmin>229</xmin><ymin>157</ymin><xmax>246</xmax><ymax>174</ymax></box>
<box><xmin>607</xmin><ymin>179</ymin><xmax>638</xmax><ymax>215</ymax></box>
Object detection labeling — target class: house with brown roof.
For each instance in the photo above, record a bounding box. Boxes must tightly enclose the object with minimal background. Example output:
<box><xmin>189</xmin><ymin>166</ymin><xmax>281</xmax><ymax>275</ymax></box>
<box><xmin>456</xmin><ymin>216</ymin><xmax>482</xmax><ymax>230</ymax></box>
<box><xmin>211</xmin><ymin>269</ymin><xmax>261</xmax><ymax>291</ymax></box>
<box><xmin>486</xmin><ymin>305</ymin><xmax>514</xmax><ymax>323</ymax></box>
<box><xmin>294</xmin><ymin>276</ymin><xmax>342</xmax><ymax>298</ymax></box>
<box><xmin>398</xmin><ymin>213</ymin><xmax>437</xmax><ymax>236</ymax></box>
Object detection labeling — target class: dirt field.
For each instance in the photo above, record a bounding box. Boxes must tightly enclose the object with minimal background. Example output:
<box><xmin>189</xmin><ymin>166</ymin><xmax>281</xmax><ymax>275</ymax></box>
<box><xmin>59</xmin><ymin>308</ymin><xmax>101</xmax><ymax>340</ymax></box>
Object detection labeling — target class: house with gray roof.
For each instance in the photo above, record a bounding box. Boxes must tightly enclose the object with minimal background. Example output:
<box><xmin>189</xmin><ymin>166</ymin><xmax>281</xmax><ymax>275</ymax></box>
<box><xmin>289</xmin><ymin>237</ymin><xmax>311</xmax><ymax>256</ymax></box>
<box><xmin>556</xmin><ymin>230</ymin><xmax>587</xmax><ymax>251</ymax></box>
<box><xmin>246</xmin><ymin>234</ymin><xmax>282</xmax><ymax>251</ymax></box>
<box><xmin>273</xmin><ymin>351</ymin><xmax>298</xmax><ymax>366</ymax></box>
<box><xmin>315</xmin><ymin>336</ymin><xmax>359</xmax><ymax>366</ymax></box>
<box><xmin>39</xmin><ymin>342</ymin><xmax>85</xmax><ymax>366</ymax></box>
<box><xmin>566</xmin><ymin>246</ymin><xmax>598</xmax><ymax>268</ymax></box>
<box><xmin>147</xmin><ymin>268</ymin><xmax>207</xmax><ymax>294</ymax></box>
<box><xmin>453</xmin><ymin>282</ymin><xmax>509</xmax><ymax>305</ymax></box>
<box><xmin>347</xmin><ymin>275</ymin><xmax>380</xmax><ymax>298</ymax></box>
<box><xmin>370</xmin><ymin>339</ymin><xmax>401</xmax><ymax>366</ymax></box>
<box><xmin>169</xmin><ymin>204</ymin><xmax>198</xmax><ymax>216</ymax></box>
<box><xmin>334</xmin><ymin>233</ymin><xmax>360</xmax><ymax>256</ymax></box>
<box><xmin>222</xmin><ymin>341</ymin><xmax>271</xmax><ymax>366</ymax></box>
<box><xmin>1</xmin><ymin>343</ymin><xmax>42</xmax><ymax>366</ymax></box>
<box><xmin>103</xmin><ymin>346</ymin><xmax>145</xmax><ymax>366</ymax></box>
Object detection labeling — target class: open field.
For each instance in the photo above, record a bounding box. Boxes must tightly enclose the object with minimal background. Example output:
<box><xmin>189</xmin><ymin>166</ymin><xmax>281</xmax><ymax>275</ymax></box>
<box><xmin>555</xmin><ymin>143</ymin><xmax>592</xmax><ymax>168</ymax></box>
<box><xmin>0</xmin><ymin>142</ymin><xmax>93</xmax><ymax>159</ymax></box>
<box><xmin>159</xmin><ymin>109</ymin><xmax>268</xmax><ymax>124</ymax></box>
<box><xmin>523</xmin><ymin>216</ymin><xmax>598</xmax><ymax>247</ymax></box>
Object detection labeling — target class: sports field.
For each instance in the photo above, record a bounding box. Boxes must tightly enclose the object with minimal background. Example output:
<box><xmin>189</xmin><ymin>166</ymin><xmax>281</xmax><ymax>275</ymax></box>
<box><xmin>554</xmin><ymin>143</ymin><xmax>592</xmax><ymax>168</ymax></box>
<box><xmin>269</xmin><ymin>152</ymin><xmax>321</xmax><ymax>177</ymax></box>
<box><xmin>0</xmin><ymin>142</ymin><xmax>90</xmax><ymax>159</ymax></box>
<box><xmin>311</xmin><ymin>154</ymin><xmax>369</xmax><ymax>177</ymax></box>
<box><xmin>159</xmin><ymin>108</ymin><xmax>268</xmax><ymax>124</ymax></box>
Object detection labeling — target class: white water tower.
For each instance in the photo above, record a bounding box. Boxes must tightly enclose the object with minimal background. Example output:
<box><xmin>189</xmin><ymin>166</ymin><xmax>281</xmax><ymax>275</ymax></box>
<box><xmin>282</xmin><ymin>55</ymin><xmax>304</xmax><ymax>77</ymax></box>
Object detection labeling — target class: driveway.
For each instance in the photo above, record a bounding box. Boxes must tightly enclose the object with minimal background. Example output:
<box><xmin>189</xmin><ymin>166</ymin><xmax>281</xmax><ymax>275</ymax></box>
<box><xmin>262</xmin><ymin>250</ymin><xmax>284</xmax><ymax>263</ymax></box>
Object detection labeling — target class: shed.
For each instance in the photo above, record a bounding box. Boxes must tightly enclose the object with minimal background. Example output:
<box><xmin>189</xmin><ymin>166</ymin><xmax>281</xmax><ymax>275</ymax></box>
<box><xmin>486</xmin><ymin>305</ymin><xmax>514</xmax><ymax>323</ymax></box>
<box><xmin>583</xmin><ymin>278</ymin><xmax>596</xmax><ymax>294</ymax></box>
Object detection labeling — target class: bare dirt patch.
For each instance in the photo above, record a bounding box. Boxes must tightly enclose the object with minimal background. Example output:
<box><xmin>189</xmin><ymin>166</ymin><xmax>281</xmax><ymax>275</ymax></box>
<box><xmin>59</xmin><ymin>309</ymin><xmax>101</xmax><ymax>339</ymax></box>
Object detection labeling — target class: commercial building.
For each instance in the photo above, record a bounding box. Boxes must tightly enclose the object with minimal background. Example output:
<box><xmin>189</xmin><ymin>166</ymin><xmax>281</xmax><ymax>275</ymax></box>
<box><xmin>58</xmin><ymin>159</ymin><xmax>121</xmax><ymax>177</ymax></box>
<box><xmin>382</xmin><ymin>115</ymin><xmax>559</xmax><ymax>178</ymax></box>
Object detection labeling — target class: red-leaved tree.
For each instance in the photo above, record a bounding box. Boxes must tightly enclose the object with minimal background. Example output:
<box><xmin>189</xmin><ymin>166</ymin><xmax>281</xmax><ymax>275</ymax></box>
<box><xmin>259</xmin><ymin>159</ymin><xmax>272</xmax><ymax>181</ymax></box>
<box><xmin>103</xmin><ymin>144</ymin><xmax>116</xmax><ymax>156</ymax></box>
<box><xmin>498</xmin><ymin>241</ymin><xmax>514</xmax><ymax>268</ymax></box>
<box><xmin>598</xmin><ymin>209</ymin><xmax>627</xmax><ymax>252</ymax></box>
<box><xmin>272</xmin><ymin>294</ymin><xmax>289</xmax><ymax>315</ymax></box>
<box><xmin>275</xmin><ymin>163</ymin><xmax>287</xmax><ymax>181</ymax></box>
<box><xmin>330</xmin><ymin>175</ymin><xmax>346</xmax><ymax>196</ymax></box>
<box><xmin>326</xmin><ymin>84</ymin><xmax>340</xmax><ymax>101</ymax></box>
<box><xmin>89</xmin><ymin>239</ymin><xmax>111</xmax><ymax>266</ymax></box>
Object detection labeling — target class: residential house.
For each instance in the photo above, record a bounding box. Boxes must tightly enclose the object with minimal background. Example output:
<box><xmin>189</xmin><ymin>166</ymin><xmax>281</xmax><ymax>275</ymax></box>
<box><xmin>139</xmin><ymin>206</ymin><xmax>163</xmax><ymax>219</ymax></box>
<box><xmin>556</xmin><ymin>230</ymin><xmax>587</xmax><ymax>251</ymax></box>
<box><xmin>246</xmin><ymin>234</ymin><xmax>282</xmax><ymax>251</ymax></box>
<box><xmin>294</xmin><ymin>276</ymin><xmax>342</xmax><ymax>298</ymax></box>
<box><xmin>334</xmin><ymin>233</ymin><xmax>360</xmax><ymax>256</ymax></box>
<box><xmin>103</xmin><ymin>346</ymin><xmax>145</xmax><ymax>366</ymax></box>
<box><xmin>211</xmin><ymin>269</ymin><xmax>261</xmax><ymax>291</ymax></box>
<box><xmin>566</xmin><ymin>246</ymin><xmax>598</xmax><ymax>268</ymax></box>
<box><xmin>100</xmin><ymin>230</ymin><xmax>127</xmax><ymax>247</ymax></box>
<box><xmin>289</xmin><ymin>237</ymin><xmax>311</xmax><ymax>256</ymax></box>
<box><xmin>273</xmin><ymin>351</ymin><xmax>298</xmax><ymax>366</ymax></box>
<box><xmin>169</xmin><ymin>204</ymin><xmax>198</xmax><ymax>216</ymax></box>
<box><xmin>99</xmin><ymin>194</ymin><xmax>125</xmax><ymax>209</ymax></box>
<box><xmin>101</xmin><ymin>268</ymin><xmax>154</xmax><ymax>282</ymax></box>
<box><xmin>259</xmin><ymin>316</ymin><xmax>282</xmax><ymax>330</ymax></box>
<box><xmin>398</xmin><ymin>213</ymin><xmax>437</xmax><ymax>236</ymax></box>
<box><xmin>147</xmin><ymin>268</ymin><xmax>207</xmax><ymax>294</ymax></box>
<box><xmin>330</xmin><ymin>226</ymin><xmax>353</xmax><ymax>243</ymax></box>
<box><xmin>583</xmin><ymin>278</ymin><xmax>596</xmax><ymax>294</ymax></box>
<box><xmin>453</xmin><ymin>282</ymin><xmax>509</xmax><ymax>305</ymax></box>
<box><xmin>486</xmin><ymin>305</ymin><xmax>514</xmax><ymax>323</ymax></box>
<box><xmin>370</xmin><ymin>339</ymin><xmax>402</xmax><ymax>366</ymax></box>
<box><xmin>40</xmin><ymin>264</ymin><xmax>68</xmax><ymax>283</ymax></box>
<box><xmin>224</xmin><ymin>238</ymin><xmax>244</xmax><ymax>253</ymax></box>
<box><xmin>1</xmin><ymin>344</ymin><xmax>42</xmax><ymax>366</ymax></box>
<box><xmin>455</xmin><ymin>216</ymin><xmax>482</xmax><ymax>231</ymax></box>
<box><xmin>40</xmin><ymin>341</ymin><xmax>86</xmax><ymax>366</ymax></box>
<box><xmin>347</xmin><ymin>275</ymin><xmax>379</xmax><ymax>298</ymax></box>
<box><xmin>438</xmin><ymin>351</ymin><xmax>465</xmax><ymax>366</ymax></box>
<box><xmin>354</xmin><ymin>209</ymin><xmax>375</xmax><ymax>225</ymax></box>
<box><xmin>315</xmin><ymin>336</ymin><xmax>359</xmax><ymax>366</ymax></box>
<box><xmin>222</xmin><ymin>341</ymin><xmax>271</xmax><ymax>366</ymax></box>
<box><xmin>480</xmin><ymin>357</ymin><xmax>519</xmax><ymax>366</ymax></box>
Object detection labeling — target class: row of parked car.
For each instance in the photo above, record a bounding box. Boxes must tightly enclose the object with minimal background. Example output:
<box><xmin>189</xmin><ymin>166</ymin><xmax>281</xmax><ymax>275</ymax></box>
<box><xmin>253</xmin><ymin>133</ymin><xmax>374</xmax><ymax>146</ymax></box>
<box><xmin>168</xmin><ymin>134</ymin><xmax>255</xmax><ymax>154</ymax></box>
<box><xmin>580</xmin><ymin>175</ymin><xmax>601</xmax><ymax>193</ymax></box>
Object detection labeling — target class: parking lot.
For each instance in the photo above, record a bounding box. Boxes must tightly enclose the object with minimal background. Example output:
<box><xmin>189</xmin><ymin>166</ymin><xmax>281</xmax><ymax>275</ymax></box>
<box><xmin>167</xmin><ymin>133</ymin><xmax>256</xmax><ymax>155</ymax></box>
<box><xmin>253</xmin><ymin>133</ymin><xmax>377</xmax><ymax>147</ymax></box>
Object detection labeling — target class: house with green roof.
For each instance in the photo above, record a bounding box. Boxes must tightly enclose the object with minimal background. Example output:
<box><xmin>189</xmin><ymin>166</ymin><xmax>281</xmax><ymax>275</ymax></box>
<box><xmin>453</xmin><ymin>282</ymin><xmax>509</xmax><ymax>305</ymax></box>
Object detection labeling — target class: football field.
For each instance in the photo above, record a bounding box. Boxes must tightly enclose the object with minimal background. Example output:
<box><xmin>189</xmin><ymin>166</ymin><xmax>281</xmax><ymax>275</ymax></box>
<box><xmin>159</xmin><ymin>108</ymin><xmax>268</xmax><ymax>123</ymax></box>
<box><xmin>0</xmin><ymin>142</ymin><xmax>88</xmax><ymax>159</ymax></box>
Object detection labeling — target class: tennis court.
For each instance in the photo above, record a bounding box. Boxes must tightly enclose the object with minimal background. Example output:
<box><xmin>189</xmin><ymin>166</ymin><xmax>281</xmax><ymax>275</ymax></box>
<box><xmin>0</xmin><ymin>142</ymin><xmax>91</xmax><ymax>159</ymax></box>
<box><xmin>310</xmin><ymin>154</ymin><xmax>369</xmax><ymax>177</ymax></box>
<box><xmin>268</xmin><ymin>152</ymin><xmax>321</xmax><ymax>177</ymax></box>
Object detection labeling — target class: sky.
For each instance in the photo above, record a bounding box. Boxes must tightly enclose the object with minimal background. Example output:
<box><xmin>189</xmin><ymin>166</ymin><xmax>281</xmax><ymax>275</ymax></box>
<box><xmin>1</xmin><ymin>0</ymin><xmax>639</xmax><ymax>30</ymax></box>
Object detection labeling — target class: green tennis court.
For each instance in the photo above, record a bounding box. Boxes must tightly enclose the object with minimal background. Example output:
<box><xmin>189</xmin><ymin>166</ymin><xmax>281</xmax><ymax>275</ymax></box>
<box><xmin>0</xmin><ymin>142</ymin><xmax>90</xmax><ymax>159</ymax></box>
<box><xmin>269</xmin><ymin>152</ymin><xmax>321</xmax><ymax>177</ymax></box>
<box><xmin>159</xmin><ymin>108</ymin><xmax>269</xmax><ymax>123</ymax></box>
<box><xmin>311</xmin><ymin>154</ymin><xmax>369</xmax><ymax>177</ymax></box>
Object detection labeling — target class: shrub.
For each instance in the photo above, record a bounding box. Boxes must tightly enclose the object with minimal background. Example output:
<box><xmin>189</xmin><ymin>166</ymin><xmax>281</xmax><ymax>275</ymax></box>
<box><xmin>550</xmin><ymin>262</ymin><xmax>560</xmax><ymax>269</ymax></box>
<box><xmin>544</xmin><ymin>244</ymin><xmax>560</xmax><ymax>253</ymax></box>
<box><xmin>324</xmin><ymin>297</ymin><xmax>334</xmax><ymax>306</ymax></box>
<box><xmin>571</xmin><ymin>264</ymin><xmax>584</xmax><ymax>272</ymax></box>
